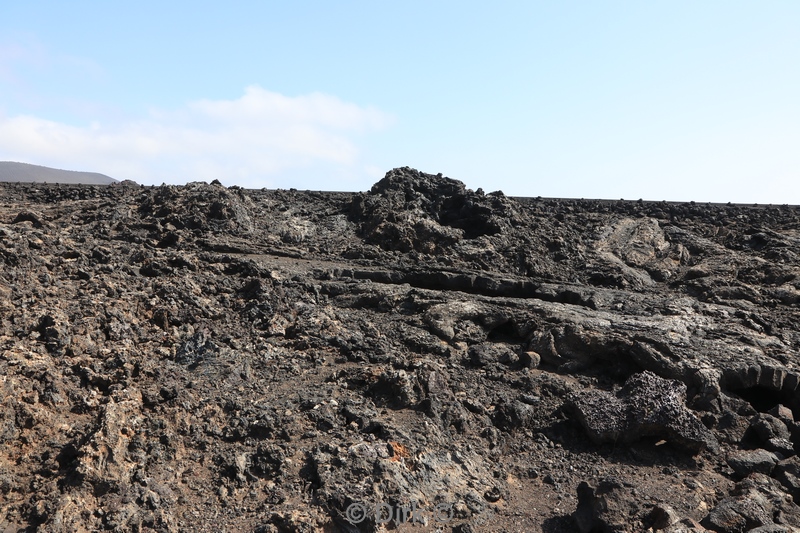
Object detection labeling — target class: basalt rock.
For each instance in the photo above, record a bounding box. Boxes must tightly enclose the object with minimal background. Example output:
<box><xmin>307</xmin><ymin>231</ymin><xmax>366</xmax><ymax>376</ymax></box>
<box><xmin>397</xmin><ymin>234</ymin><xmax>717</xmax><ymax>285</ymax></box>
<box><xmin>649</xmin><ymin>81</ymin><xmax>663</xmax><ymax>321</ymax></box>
<box><xmin>2</xmin><ymin>169</ymin><xmax>800</xmax><ymax>532</ymax></box>
<box><xmin>569</xmin><ymin>371</ymin><xmax>720</xmax><ymax>453</ymax></box>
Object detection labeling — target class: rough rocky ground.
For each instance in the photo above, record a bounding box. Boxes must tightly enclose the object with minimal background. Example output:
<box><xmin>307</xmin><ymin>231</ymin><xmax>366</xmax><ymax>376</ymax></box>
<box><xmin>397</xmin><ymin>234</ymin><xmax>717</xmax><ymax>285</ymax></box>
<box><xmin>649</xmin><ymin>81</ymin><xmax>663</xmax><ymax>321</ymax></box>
<box><xmin>2</xmin><ymin>167</ymin><xmax>800</xmax><ymax>532</ymax></box>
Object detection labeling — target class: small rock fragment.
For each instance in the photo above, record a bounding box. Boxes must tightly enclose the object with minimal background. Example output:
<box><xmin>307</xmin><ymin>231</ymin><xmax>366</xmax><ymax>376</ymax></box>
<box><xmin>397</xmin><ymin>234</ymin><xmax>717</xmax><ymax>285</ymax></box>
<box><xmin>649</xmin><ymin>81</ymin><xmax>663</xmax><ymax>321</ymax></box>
<box><xmin>648</xmin><ymin>503</ymin><xmax>682</xmax><ymax>529</ymax></box>
<box><xmin>773</xmin><ymin>456</ymin><xmax>800</xmax><ymax>502</ymax></box>
<box><xmin>768</xmin><ymin>405</ymin><xmax>795</xmax><ymax>424</ymax></box>
<box><xmin>701</xmin><ymin>496</ymin><xmax>772</xmax><ymax>533</ymax></box>
<box><xmin>726</xmin><ymin>449</ymin><xmax>779</xmax><ymax>478</ymax></box>
<box><xmin>765</xmin><ymin>438</ymin><xmax>795</xmax><ymax>457</ymax></box>
<box><xmin>750</xmin><ymin>413</ymin><xmax>791</xmax><ymax>443</ymax></box>
<box><xmin>574</xmin><ymin>478</ymin><xmax>642</xmax><ymax>533</ymax></box>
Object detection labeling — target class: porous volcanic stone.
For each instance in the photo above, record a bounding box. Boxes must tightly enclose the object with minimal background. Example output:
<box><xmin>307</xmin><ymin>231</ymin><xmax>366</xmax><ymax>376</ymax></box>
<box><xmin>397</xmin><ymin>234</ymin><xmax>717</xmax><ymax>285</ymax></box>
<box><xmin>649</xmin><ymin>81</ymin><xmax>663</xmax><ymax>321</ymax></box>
<box><xmin>569</xmin><ymin>371</ymin><xmax>720</xmax><ymax>453</ymax></box>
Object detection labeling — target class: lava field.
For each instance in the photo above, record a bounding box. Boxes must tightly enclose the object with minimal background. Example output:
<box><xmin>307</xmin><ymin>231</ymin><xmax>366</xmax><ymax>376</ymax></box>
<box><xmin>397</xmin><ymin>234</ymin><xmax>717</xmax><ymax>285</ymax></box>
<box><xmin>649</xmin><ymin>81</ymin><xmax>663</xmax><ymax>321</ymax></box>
<box><xmin>2</xmin><ymin>167</ymin><xmax>800</xmax><ymax>532</ymax></box>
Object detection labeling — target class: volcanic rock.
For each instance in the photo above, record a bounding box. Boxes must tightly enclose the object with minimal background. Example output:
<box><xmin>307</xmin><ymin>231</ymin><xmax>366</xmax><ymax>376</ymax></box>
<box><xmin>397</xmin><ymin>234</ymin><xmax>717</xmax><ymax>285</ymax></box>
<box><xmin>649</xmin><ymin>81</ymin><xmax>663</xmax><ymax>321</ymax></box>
<box><xmin>726</xmin><ymin>449</ymin><xmax>780</xmax><ymax>478</ymax></box>
<box><xmin>2</xmin><ymin>168</ymin><xmax>800</xmax><ymax>532</ymax></box>
<box><xmin>569</xmin><ymin>371</ymin><xmax>720</xmax><ymax>453</ymax></box>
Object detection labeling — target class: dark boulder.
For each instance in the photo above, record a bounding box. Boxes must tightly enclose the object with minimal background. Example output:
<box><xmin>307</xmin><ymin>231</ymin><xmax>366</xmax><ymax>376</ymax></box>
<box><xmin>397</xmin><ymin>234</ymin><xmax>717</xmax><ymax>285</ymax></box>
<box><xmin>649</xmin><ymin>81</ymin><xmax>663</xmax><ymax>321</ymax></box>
<box><xmin>569</xmin><ymin>371</ymin><xmax>719</xmax><ymax>453</ymax></box>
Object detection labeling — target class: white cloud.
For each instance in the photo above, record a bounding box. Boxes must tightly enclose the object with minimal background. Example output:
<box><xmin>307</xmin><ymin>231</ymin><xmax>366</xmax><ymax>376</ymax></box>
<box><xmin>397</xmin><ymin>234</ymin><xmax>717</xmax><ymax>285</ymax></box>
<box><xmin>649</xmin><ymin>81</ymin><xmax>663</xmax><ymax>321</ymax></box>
<box><xmin>0</xmin><ymin>85</ymin><xmax>393</xmax><ymax>188</ymax></box>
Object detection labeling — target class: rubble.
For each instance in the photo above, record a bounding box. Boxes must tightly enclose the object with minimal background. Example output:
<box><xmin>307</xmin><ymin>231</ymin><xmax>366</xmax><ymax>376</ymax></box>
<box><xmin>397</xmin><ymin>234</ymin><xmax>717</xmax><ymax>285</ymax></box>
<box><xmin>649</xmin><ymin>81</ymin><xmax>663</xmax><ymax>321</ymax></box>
<box><xmin>2</xmin><ymin>167</ymin><xmax>800</xmax><ymax>531</ymax></box>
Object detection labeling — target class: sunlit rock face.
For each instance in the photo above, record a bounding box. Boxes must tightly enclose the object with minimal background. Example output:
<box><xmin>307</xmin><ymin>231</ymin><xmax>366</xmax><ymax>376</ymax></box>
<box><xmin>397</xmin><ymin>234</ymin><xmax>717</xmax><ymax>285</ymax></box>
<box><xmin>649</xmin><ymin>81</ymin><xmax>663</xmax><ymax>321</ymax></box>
<box><xmin>2</xmin><ymin>168</ymin><xmax>800</xmax><ymax>532</ymax></box>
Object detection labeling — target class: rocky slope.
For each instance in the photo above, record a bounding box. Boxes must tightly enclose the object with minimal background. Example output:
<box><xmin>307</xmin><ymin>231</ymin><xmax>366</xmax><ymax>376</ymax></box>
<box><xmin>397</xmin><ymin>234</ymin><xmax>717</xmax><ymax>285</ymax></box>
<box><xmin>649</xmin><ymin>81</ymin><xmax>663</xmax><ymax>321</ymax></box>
<box><xmin>0</xmin><ymin>162</ymin><xmax>117</xmax><ymax>185</ymax></box>
<box><xmin>2</xmin><ymin>168</ymin><xmax>800</xmax><ymax>532</ymax></box>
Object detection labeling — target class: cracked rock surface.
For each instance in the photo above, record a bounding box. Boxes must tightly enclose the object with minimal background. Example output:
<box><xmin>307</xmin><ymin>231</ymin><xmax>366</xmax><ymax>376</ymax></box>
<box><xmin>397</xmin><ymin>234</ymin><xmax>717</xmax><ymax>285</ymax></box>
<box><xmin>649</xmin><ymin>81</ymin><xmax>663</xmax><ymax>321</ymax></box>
<box><xmin>2</xmin><ymin>167</ymin><xmax>800</xmax><ymax>532</ymax></box>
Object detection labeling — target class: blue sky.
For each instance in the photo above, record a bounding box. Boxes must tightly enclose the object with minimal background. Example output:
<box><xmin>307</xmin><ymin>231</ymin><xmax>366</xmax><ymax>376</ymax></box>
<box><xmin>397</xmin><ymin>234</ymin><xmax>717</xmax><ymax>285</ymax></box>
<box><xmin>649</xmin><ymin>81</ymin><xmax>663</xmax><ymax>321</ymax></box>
<box><xmin>1</xmin><ymin>2</ymin><xmax>799</xmax><ymax>202</ymax></box>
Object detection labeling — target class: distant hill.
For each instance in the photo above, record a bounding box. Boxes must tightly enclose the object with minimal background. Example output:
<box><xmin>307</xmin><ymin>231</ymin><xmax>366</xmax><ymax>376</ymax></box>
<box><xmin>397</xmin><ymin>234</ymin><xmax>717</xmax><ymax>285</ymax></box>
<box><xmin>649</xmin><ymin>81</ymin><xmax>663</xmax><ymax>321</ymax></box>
<box><xmin>0</xmin><ymin>161</ymin><xmax>118</xmax><ymax>185</ymax></box>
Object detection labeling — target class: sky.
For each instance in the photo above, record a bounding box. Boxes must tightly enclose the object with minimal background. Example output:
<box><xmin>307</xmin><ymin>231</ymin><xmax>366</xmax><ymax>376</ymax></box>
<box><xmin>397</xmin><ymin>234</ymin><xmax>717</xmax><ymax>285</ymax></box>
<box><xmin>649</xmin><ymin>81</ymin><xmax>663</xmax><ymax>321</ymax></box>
<box><xmin>1</xmin><ymin>1</ymin><xmax>799</xmax><ymax>202</ymax></box>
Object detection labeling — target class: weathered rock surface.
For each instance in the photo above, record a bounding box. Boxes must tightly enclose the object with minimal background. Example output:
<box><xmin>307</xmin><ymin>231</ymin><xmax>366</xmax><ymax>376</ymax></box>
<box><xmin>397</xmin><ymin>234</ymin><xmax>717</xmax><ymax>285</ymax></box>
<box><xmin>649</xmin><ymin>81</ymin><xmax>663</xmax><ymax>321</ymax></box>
<box><xmin>2</xmin><ymin>167</ymin><xmax>800</xmax><ymax>532</ymax></box>
<box><xmin>570</xmin><ymin>370</ymin><xmax>720</xmax><ymax>453</ymax></box>
<box><xmin>727</xmin><ymin>449</ymin><xmax>780</xmax><ymax>478</ymax></box>
<box><xmin>701</xmin><ymin>474</ymin><xmax>800</xmax><ymax>532</ymax></box>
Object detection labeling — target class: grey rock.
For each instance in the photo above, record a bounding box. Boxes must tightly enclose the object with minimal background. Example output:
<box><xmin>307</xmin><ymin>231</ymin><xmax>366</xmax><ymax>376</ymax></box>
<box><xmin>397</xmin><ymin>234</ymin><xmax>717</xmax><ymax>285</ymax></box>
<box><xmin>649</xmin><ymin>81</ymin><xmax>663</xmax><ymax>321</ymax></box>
<box><xmin>716</xmin><ymin>408</ymin><xmax>752</xmax><ymax>445</ymax></box>
<box><xmin>714</xmin><ymin>474</ymin><xmax>800</xmax><ymax>533</ymax></box>
<box><xmin>174</xmin><ymin>328</ymin><xmax>217</xmax><ymax>367</ymax></box>
<box><xmin>766</xmin><ymin>438</ymin><xmax>796</xmax><ymax>457</ymax></box>
<box><xmin>751</xmin><ymin>413</ymin><xmax>792</xmax><ymax>443</ymax></box>
<box><xmin>774</xmin><ymin>457</ymin><xmax>800</xmax><ymax>502</ymax></box>
<box><xmin>569</xmin><ymin>371</ymin><xmax>720</xmax><ymax>453</ymax></box>
<box><xmin>491</xmin><ymin>399</ymin><xmax>535</xmax><ymax>431</ymax></box>
<box><xmin>574</xmin><ymin>478</ymin><xmax>642</xmax><ymax>533</ymax></box>
<box><xmin>647</xmin><ymin>503</ymin><xmax>682</xmax><ymax>529</ymax></box>
<box><xmin>701</xmin><ymin>496</ymin><xmax>772</xmax><ymax>533</ymax></box>
<box><xmin>519</xmin><ymin>350</ymin><xmax>541</xmax><ymax>368</ymax></box>
<box><xmin>769</xmin><ymin>405</ymin><xmax>795</xmax><ymax>424</ymax></box>
<box><xmin>726</xmin><ymin>449</ymin><xmax>779</xmax><ymax>478</ymax></box>
<box><xmin>468</xmin><ymin>343</ymin><xmax>516</xmax><ymax>367</ymax></box>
